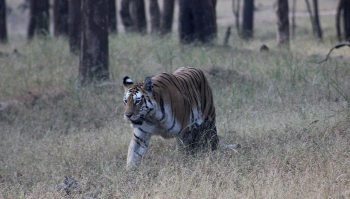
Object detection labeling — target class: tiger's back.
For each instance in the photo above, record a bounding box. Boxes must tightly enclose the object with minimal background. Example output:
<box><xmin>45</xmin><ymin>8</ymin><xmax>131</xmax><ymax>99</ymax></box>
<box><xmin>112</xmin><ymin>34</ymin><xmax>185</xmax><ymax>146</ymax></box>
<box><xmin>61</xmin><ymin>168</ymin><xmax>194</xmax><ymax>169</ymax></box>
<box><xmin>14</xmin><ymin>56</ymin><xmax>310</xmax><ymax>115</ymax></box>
<box><xmin>151</xmin><ymin>67</ymin><xmax>216</xmax><ymax>134</ymax></box>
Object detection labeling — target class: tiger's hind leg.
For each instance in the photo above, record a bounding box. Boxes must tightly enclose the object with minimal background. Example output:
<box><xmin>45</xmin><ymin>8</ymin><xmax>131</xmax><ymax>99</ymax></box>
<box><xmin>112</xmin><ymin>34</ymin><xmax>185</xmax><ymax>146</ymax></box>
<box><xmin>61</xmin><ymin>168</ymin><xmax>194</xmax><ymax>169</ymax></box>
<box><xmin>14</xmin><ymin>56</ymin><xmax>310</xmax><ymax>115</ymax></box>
<box><xmin>176</xmin><ymin>130</ymin><xmax>198</xmax><ymax>154</ymax></box>
<box><xmin>207</xmin><ymin>125</ymin><xmax>219</xmax><ymax>151</ymax></box>
<box><xmin>177</xmin><ymin>121</ymin><xmax>219</xmax><ymax>154</ymax></box>
<box><xmin>187</xmin><ymin>121</ymin><xmax>219</xmax><ymax>152</ymax></box>
<box><xmin>203</xmin><ymin>121</ymin><xmax>219</xmax><ymax>151</ymax></box>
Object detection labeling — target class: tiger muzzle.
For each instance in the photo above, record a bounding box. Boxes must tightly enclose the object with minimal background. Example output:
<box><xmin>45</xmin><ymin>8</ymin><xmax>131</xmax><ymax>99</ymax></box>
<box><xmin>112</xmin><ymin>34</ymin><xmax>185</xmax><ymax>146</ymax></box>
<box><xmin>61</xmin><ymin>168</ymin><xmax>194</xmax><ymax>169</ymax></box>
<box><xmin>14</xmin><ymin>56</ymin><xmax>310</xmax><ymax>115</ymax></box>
<box><xmin>125</xmin><ymin>113</ymin><xmax>144</xmax><ymax>125</ymax></box>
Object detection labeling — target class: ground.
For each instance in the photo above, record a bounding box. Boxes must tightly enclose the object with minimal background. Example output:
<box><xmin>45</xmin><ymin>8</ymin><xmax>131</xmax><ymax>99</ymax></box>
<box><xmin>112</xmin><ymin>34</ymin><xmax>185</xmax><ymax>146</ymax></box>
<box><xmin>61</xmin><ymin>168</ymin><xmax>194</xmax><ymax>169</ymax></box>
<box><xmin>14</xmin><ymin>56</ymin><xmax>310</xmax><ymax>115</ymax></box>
<box><xmin>0</xmin><ymin>0</ymin><xmax>349</xmax><ymax>198</ymax></box>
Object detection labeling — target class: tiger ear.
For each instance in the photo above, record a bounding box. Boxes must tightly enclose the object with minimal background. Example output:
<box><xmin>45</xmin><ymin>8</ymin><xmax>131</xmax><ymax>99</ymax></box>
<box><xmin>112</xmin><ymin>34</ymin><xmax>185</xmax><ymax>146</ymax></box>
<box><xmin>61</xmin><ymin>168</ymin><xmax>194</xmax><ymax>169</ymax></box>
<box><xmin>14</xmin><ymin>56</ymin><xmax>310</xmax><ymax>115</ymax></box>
<box><xmin>143</xmin><ymin>77</ymin><xmax>153</xmax><ymax>93</ymax></box>
<box><xmin>123</xmin><ymin>76</ymin><xmax>134</xmax><ymax>89</ymax></box>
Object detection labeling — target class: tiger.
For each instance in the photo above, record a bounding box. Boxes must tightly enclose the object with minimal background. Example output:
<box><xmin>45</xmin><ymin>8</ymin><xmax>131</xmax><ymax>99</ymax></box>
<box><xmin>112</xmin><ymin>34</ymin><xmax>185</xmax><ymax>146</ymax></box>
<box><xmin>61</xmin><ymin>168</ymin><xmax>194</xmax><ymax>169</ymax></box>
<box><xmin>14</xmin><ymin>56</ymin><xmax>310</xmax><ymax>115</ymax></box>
<box><xmin>122</xmin><ymin>67</ymin><xmax>219</xmax><ymax>169</ymax></box>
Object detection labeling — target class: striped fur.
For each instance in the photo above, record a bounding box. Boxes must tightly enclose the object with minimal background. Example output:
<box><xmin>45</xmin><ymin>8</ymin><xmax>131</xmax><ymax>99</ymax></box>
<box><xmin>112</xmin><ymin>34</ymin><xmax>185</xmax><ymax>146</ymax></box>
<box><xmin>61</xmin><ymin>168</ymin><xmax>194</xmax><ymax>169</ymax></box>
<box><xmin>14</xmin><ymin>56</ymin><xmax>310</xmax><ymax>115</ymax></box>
<box><xmin>122</xmin><ymin>67</ymin><xmax>219</xmax><ymax>169</ymax></box>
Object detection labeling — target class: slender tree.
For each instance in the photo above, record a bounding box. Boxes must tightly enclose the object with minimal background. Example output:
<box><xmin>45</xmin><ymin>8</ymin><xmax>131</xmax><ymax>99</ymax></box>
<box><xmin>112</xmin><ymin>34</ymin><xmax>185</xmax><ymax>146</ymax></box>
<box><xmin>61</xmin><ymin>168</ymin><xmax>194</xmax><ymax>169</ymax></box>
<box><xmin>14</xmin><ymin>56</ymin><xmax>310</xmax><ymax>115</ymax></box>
<box><xmin>276</xmin><ymin>0</ymin><xmax>290</xmax><ymax>48</ymax></box>
<box><xmin>80</xmin><ymin>0</ymin><xmax>109</xmax><ymax>85</ymax></box>
<box><xmin>109</xmin><ymin>0</ymin><xmax>117</xmax><ymax>33</ymax></box>
<box><xmin>28</xmin><ymin>0</ymin><xmax>50</xmax><ymax>39</ymax></box>
<box><xmin>242</xmin><ymin>0</ymin><xmax>254</xmax><ymax>39</ymax></box>
<box><xmin>305</xmin><ymin>0</ymin><xmax>323</xmax><ymax>40</ymax></box>
<box><xmin>149</xmin><ymin>0</ymin><xmax>161</xmax><ymax>34</ymax></box>
<box><xmin>179</xmin><ymin>0</ymin><xmax>217</xmax><ymax>44</ymax></box>
<box><xmin>120</xmin><ymin>0</ymin><xmax>134</xmax><ymax>32</ymax></box>
<box><xmin>212</xmin><ymin>0</ymin><xmax>217</xmax><ymax>33</ymax></box>
<box><xmin>336</xmin><ymin>0</ymin><xmax>344</xmax><ymax>41</ymax></box>
<box><xmin>291</xmin><ymin>0</ymin><xmax>296</xmax><ymax>38</ymax></box>
<box><xmin>0</xmin><ymin>0</ymin><xmax>7</xmax><ymax>43</ymax></box>
<box><xmin>305</xmin><ymin>0</ymin><xmax>316</xmax><ymax>34</ymax></box>
<box><xmin>160</xmin><ymin>0</ymin><xmax>175</xmax><ymax>35</ymax></box>
<box><xmin>53</xmin><ymin>0</ymin><xmax>69</xmax><ymax>37</ymax></box>
<box><xmin>312</xmin><ymin>0</ymin><xmax>323</xmax><ymax>40</ymax></box>
<box><xmin>232</xmin><ymin>0</ymin><xmax>241</xmax><ymax>36</ymax></box>
<box><xmin>69</xmin><ymin>0</ymin><xmax>81</xmax><ymax>53</ymax></box>
<box><xmin>130</xmin><ymin>0</ymin><xmax>147</xmax><ymax>34</ymax></box>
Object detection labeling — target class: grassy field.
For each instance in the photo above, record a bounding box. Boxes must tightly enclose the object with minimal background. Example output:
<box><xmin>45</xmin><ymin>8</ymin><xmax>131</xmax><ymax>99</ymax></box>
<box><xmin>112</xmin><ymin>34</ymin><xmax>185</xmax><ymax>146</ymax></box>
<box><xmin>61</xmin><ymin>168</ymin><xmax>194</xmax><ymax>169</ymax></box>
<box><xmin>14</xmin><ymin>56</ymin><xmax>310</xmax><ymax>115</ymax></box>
<box><xmin>1</xmin><ymin>0</ymin><xmax>350</xmax><ymax>198</ymax></box>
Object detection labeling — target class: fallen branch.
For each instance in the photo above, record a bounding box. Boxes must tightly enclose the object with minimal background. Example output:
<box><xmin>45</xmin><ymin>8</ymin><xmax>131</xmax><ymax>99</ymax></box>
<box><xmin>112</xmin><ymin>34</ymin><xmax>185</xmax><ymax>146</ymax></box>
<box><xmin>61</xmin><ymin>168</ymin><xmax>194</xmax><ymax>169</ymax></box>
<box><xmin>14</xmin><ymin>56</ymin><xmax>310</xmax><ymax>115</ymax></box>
<box><xmin>318</xmin><ymin>42</ymin><xmax>350</xmax><ymax>64</ymax></box>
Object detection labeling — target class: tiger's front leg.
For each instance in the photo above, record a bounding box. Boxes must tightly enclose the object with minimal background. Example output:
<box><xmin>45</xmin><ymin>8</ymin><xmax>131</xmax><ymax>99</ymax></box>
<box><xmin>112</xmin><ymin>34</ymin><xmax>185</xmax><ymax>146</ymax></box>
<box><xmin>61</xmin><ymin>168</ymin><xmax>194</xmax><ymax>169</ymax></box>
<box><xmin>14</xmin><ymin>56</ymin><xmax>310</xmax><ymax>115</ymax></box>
<box><xmin>126</xmin><ymin>128</ymin><xmax>151</xmax><ymax>169</ymax></box>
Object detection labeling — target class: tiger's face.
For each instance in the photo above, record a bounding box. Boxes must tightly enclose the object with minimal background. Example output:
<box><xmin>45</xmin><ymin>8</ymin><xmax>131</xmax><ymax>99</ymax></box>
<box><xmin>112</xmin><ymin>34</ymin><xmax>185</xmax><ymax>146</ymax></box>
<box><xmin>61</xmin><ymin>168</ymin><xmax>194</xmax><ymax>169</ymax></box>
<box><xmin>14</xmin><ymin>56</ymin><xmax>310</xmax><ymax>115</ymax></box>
<box><xmin>122</xmin><ymin>76</ymin><xmax>154</xmax><ymax>125</ymax></box>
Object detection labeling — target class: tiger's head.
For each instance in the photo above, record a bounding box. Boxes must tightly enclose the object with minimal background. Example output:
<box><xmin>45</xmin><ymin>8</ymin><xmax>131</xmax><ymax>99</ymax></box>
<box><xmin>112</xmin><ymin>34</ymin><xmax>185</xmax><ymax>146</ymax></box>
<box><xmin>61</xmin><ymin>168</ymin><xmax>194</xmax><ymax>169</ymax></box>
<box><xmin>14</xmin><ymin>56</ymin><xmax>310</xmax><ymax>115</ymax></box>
<box><xmin>122</xmin><ymin>76</ymin><xmax>155</xmax><ymax>125</ymax></box>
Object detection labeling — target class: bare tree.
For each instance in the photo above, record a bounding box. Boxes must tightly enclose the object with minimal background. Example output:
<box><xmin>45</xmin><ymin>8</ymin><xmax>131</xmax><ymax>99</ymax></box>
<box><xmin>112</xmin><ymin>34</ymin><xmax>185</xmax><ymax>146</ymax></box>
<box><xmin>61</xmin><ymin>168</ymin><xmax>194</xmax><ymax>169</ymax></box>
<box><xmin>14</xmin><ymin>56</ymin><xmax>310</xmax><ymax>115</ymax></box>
<box><xmin>130</xmin><ymin>0</ymin><xmax>147</xmax><ymax>34</ymax></box>
<box><xmin>80</xmin><ymin>0</ymin><xmax>109</xmax><ymax>85</ymax></box>
<box><xmin>149</xmin><ymin>0</ymin><xmax>160</xmax><ymax>34</ymax></box>
<box><xmin>69</xmin><ymin>0</ymin><xmax>81</xmax><ymax>53</ymax></box>
<box><xmin>160</xmin><ymin>0</ymin><xmax>175</xmax><ymax>35</ymax></box>
<box><xmin>109</xmin><ymin>0</ymin><xmax>117</xmax><ymax>33</ymax></box>
<box><xmin>0</xmin><ymin>0</ymin><xmax>7</xmax><ymax>43</ymax></box>
<box><xmin>179</xmin><ymin>0</ymin><xmax>217</xmax><ymax>44</ymax></box>
<box><xmin>242</xmin><ymin>0</ymin><xmax>254</xmax><ymax>39</ymax></box>
<box><xmin>53</xmin><ymin>0</ymin><xmax>69</xmax><ymax>37</ymax></box>
<box><xmin>276</xmin><ymin>0</ymin><xmax>290</xmax><ymax>48</ymax></box>
<box><xmin>28</xmin><ymin>0</ymin><xmax>50</xmax><ymax>39</ymax></box>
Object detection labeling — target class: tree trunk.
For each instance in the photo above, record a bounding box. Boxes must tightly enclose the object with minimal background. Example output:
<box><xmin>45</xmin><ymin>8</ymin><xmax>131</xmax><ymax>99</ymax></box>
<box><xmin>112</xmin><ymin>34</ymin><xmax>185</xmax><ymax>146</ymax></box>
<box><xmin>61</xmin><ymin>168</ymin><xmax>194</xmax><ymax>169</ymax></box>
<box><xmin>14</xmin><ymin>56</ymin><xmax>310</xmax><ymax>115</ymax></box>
<box><xmin>292</xmin><ymin>0</ymin><xmax>296</xmax><ymax>39</ymax></box>
<box><xmin>130</xmin><ymin>0</ymin><xmax>147</xmax><ymax>34</ymax></box>
<box><xmin>108</xmin><ymin>0</ymin><xmax>117</xmax><ymax>33</ymax></box>
<box><xmin>305</xmin><ymin>0</ymin><xmax>316</xmax><ymax>35</ymax></box>
<box><xmin>212</xmin><ymin>0</ymin><xmax>218</xmax><ymax>34</ymax></box>
<box><xmin>179</xmin><ymin>0</ymin><xmax>195</xmax><ymax>43</ymax></box>
<box><xmin>53</xmin><ymin>0</ymin><xmax>69</xmax><ymax>37</ymax></box>
<box><xmin>232</xmin><ymin>0</ymin><xmax>241</xmax><ymax>36</ymax></box>
<box><xmin>179</xmin><ymin>0</ymin><xmax>217</xmax><ymax>44</ymax></box>
<box><xmin>0</xmin><ymin>0</ymin><xmax>7</xmax><ymax>43</ymax></box>
<box><xmin>336</xmin><ymin>0</ymin><xmax>350</xmax><ymax>41</ymax></box>
<box><xmin>160</xmin><ymin>0</ymin><xmax>175</xmax><ymax>35</ymax></box>
<box><xmin>343</xmin><ymin>0</ymin><xmax>350</xmax><ymax>40</ymax></box>
<box><xmin>149</xmin><ymin>0</ymin><xmax>160</xmax><ymax>34</ymax></box>
<box><xmin>276</xmin><ymin>0</ymin><xmax>290</xmax><ymax>48</ymax></box>
<box><xmin>312</xmin><ymin>0</ymin><xmax>323</xmax><ymax>40</ymax></box>
<box><xmin>69</xmin><ymin>0</ymin><xmax>81</xmax><ymax>54</ymax></box>
<box><xmin>28</xmin><ymin>0</ymin><xmax>50</xmax><ymax>39</ymax></box>
<box><xmin>242</xmin><ymin>0</ymin><xmax>254</xmax><ymax>39</ymax></box>
<box><xmin>120</xmin><ymin>0</ymin><xmax>134</xmax><ymax>32</ymax></box>
<box><xmin>80</xmin><ymin>0</ymin><xmax>109</xmax><ymax>85</ymax></box>
<box><xmin>336</xmin><ymin>0</ymin><xmax>343</xmax><ymax>41</ymax></box>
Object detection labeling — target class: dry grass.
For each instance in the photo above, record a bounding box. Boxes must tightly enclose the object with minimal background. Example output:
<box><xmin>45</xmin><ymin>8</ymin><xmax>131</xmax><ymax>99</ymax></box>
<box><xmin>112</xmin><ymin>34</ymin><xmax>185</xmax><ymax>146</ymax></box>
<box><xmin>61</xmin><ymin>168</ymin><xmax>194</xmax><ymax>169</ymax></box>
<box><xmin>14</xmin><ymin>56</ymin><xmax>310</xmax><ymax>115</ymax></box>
<box><xmin>1</xmin><ymin>0</ymin><xmax>350</xmax><ymax>198</ymax></box>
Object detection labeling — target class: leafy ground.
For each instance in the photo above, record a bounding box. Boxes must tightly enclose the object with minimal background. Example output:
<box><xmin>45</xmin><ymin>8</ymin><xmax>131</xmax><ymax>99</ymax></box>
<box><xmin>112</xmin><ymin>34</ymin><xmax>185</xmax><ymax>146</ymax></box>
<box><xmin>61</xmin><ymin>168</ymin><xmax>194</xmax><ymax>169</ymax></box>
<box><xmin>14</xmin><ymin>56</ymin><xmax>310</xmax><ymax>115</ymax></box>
<box><xmin>1</xmin><ymin>0</ymin><xmax>350</xmax><ymax>198</ymax></box>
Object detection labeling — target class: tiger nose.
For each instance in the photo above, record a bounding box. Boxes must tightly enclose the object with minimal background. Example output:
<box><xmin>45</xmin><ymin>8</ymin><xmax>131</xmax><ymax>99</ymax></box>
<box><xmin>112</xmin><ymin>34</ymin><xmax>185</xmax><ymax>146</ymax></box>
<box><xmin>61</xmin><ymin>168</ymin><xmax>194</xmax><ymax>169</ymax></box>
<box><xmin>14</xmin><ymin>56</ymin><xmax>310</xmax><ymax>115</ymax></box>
<box><xmin>125</xmin><ymin>113</ymin><xmax>133</xmax><ymax>118</ymax></box>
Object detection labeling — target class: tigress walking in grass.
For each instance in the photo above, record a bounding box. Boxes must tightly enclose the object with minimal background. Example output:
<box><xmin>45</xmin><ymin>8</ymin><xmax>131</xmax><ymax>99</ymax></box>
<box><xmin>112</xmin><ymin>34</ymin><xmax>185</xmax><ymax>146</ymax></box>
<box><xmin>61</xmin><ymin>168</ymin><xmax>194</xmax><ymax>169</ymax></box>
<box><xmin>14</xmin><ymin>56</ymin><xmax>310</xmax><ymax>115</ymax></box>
<box><xmin>122</xmin><ymin>67</ymin><xmax>219</xmax><ymax>169</ymax></box>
